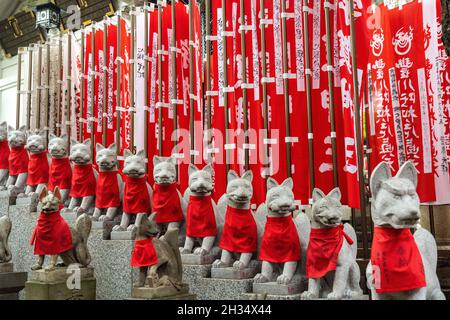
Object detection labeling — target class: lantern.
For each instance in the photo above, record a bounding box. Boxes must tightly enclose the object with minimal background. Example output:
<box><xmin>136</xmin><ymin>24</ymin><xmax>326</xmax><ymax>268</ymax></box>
<box><xmin>34</xmin><ymin>0</ymin><xmax>61</xmax><ymax>31</ymax></box>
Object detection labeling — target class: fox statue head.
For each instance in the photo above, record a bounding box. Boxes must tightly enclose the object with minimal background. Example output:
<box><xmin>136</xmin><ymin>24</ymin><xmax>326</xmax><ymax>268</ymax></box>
<box><xmin>39</xmin><ymin>186</ymin><xmax>62</xmax><ymax>214</ymax></box>
<box><xmin>226</xmin><ymin>170</ymin><xmax>253</xmax><ymax>209</ymax></box>
<box><xmin>96</xmin><ymin>143</ymin><xmax>118</xmax><ymax>171</ymax></box>
<box><xmin>153</xmin><ymin>156</ymin><xmax>177</xmax><ymax>185</ymax></box>
<box><xmin>311</xmin><ymin>188</ymin><xmax>344</xmax><ymax>228</ymax></box>
<box><xmin>370</xmin><ymin>161</ymin><xmax>420</xmax><ymax>229</ymax></box>
<box><xmin>266</xmin><ymin>177</ymin><xmax>296</xmax><ymax>217</ymax></box>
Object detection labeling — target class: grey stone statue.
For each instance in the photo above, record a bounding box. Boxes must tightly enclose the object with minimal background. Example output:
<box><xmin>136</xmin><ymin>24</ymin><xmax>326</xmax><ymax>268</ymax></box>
<box><xmin>0</xmin><ymin>121</ymin><xmax>8</xmax><ymax>188</ymax></box>
<box><xmin>366</xmin><ymin>161</ymin><xmax>445</xmax><ymax>300</ymax></box>
<box><xmin>253</xmin><ymin>177</ymin><xmax>310</xmax><ymax>286</ymax></box>
<box><xmin>0</xmin><ymin>215</ymin><xmax>12</xmax><ymax>263</ymax></box>
<box><xmin>5</xmin><ymin>125</ymin><xmax>28</xmax><ymax>197</ymax></box>
<box><xmin>48</xmin><ymin>133</ymin><xmax>71</xmax><ymax>205</ymax></box>
<box><xmin>301</xmin><ymin>188</ymin><xmax>362</xmax><ymax>300</ymax></box>
<box><xmin>31</xmin><ymin>187</ymin><xmax>92</xmax><ymax>271</ymax></box>
<box><xmin>22</xmin><ymin>130</ymin><xmax>49</xmax><ymax>196</ymax></box>
<box><xmin>92</xmin><ymin>143</ymin><xmax>123</xmax><ymax>222</ymax></box>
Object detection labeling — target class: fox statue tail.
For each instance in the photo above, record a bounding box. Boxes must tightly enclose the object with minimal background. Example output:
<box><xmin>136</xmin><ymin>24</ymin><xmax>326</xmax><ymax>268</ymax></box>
<box><xmin>0</xmin><ymin>216</ymin><xmax>12</xmax><ymax>263</ymax></box>
<box><xmin>74</xmin><ymin>213</ymin><xmax>92</xmax><ymax>266</ymax></box>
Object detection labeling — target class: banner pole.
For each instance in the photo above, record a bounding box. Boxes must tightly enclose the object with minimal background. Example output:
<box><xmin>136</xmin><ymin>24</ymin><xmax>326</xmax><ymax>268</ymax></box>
<box><xmin>221</xmin><ymin>0</ymin><xmax>230</xmax><ymax>174</ymax></box>
<box><xmin>188</xmin><ymin>0</ymin><xmax>195</xmax><ymax>163</ymax></box>
<box><xmin>349</xmin><ymin>0</ymin><xmax>368</xmax><ymax>259</ymax></box>
<box><xmin>26</xmin><ymin>46</ymin><xmax>33</xmax><ymax>130</ymax></box>
<box><xmin>36</xmin><ymin>42</ymin><xmax>42</xmax><ymax>130</ymax></box>
<box><xmin>116</xmin><ymin>13</ymin><xmax>122</xmax><ymax>155</ymax></box>
<box><xmin>90</xmin><ymin>27</ymin><xmax>95</xmax><ymax>154</ymax></box>
<box><xmin>129</xmin><ymin>7</ymin><xmax>136</xmax><ymax>152</ymax></box>
<box><xmin>324</xmin><ymin>0</ymin><xmax>339</xmax><ymax>187</ymax></box>
<box><xmin>281</xmin><ymin>0</ymin><xmax>292</xmax><ymax>178</ymax></box>
<box><xmin>302</xmin><ymin>1</ymin><xmax>315</xmax><ymax>189</ymax></box>
<box><xmin>57</xmin><ymin>35</ymin><xmax>63</xmax><ymax>137</ymax></box>
<box><xmin>45</xmin><ymin>42</ymin><xmax>50</xmax><ymax>142</ymax></box>
<box><xmin>66</xmin><ymin>33</ymin><xmax>72</xmax><ymax>144</ymax></box>
<box><xmin>171</xmin><ymin>1</ymin><xmax>178</xmax><ymax>152</ymax></box>
<box><xmin>240</xmin><ymin>0</ymin><xmax>249</xmax><ymax>171</ymax></box>
<box><xmin>205</xmin><ymin>0</ymin><xmax>212</xmax><ymax>164</ymax></box>
<box><xmin>157</xmin><ymin>2</ymin><xmax>163</xmax><ymax>157</ymax></box>
<box><xmin>144</xmin><ymin>4</ymin><xmax>149</xmax><ymax>170</ymax></box>
<box><xmin>79</xmin><ymin>28</ymin><xmax>85</xmax><ymax>141</ymax></box>
<box><xmin>15</xmin><ymin>49</ymin><xmax>22</xmax><ymax>129</ymax></box>
<box><xmin>102</xmin><ymin>18</ymin><xmax>108</xmax><ymax>146</ymax></box>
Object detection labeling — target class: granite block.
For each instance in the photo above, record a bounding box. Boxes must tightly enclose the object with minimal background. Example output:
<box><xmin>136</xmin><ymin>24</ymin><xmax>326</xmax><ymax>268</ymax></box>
<box><xmin>181</xmin><ymin>253</ymin><xmax>216</xmax><ymax>265</ymax></box>
<box><xmin>196</xmin><ymin>278</ymin><xmax>254</xmax><ymax>300</ymax></box>
<box><xmin>211</xmin><ymin>267</ymin><xmax>258</xmax><ymax>280</ymax></box>
<box><xmin>28</xmin><ymin>266</ymin><xmax>94</xmax><ymax>283</ymax></box>
<box><xmin>131</xmin><ymin>283</ymin><xmax>190</xmax><ymax>299</ymax></box>
<box><xmin>253</xmin><ymin>281</ymin><xmax>302</xmax><ymax>295</ymax></box>
<box><xmin>0</xmin><ymin>262</ymin><xmax>13</xmax><ymax>273</ymax></box>
<box><xmin>25</xmin><ymin>278</ymin><xmax>96</xmax><ymax>300</ymax></box>
<box><xmin>0</xmin><ymin>190</ymin><xmax>15</xmax><ymax>214</ymax></box>
<box><xmin>110</xmin><ymin>229</ymin><xmax>136</xmax><ymax>240</ymax></box>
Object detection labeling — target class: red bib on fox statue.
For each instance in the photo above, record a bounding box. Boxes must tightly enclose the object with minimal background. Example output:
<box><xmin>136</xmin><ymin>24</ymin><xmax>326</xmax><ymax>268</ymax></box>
<box><xmin>371</xmin><ymin>227</ymin><xmax>426</xmax><ymax>293</ymax></box>
<box><xmin>69</xmin><ymin>164</ymin><xmax>96</xmax><ymax>198</ymax></box>
<box><xmin>259</xmin><ymin>215</ymin><xmax>301</xmax><ymax>263</ymax></box>
<box><xmin>27</xmin><ymin>152</ymin><xmax>49</xmax><ymax>186</ymax></box>
<box><xmin>152</xmin><ymin>183</ymin><xmax>184</xmax><ymax>224</ymax></box>
<box><xmin>8</xmin><ymin>145</ymin><xmax>28</xmax><ymax>175</ymax></box>
<box><xmin>123</xmin><ymin>176</ymin><xmax>151</xmax><ymax>214</ymax></box>
<box><xmin>306</xmin><ymin>224</ymin><xmax>354</xmax><ymax>278</ymax></box>
<box><xmin>219</xmin><ymin>207</ymin><xmax>257</xmax><ymax>253</ymax></box>
<box><xmin>30</xmin><ymin>210</ymin><xmax>73</xmax><ymax>255</ymax></box>
<box><xmin>96</xmin><ymin>171</ymin><xmax>121</xmax><ymax>209</ymax></box>
<box><xmin>48</xmin><ymin>158</ymin><xmax>72</xmax><ymax>191</ymax></box>
<box><xmin>130</xmin><ymin>237</ymin><xmax>158</xmax><ymax>267</ymax></box>
<box><xmin>186</xmin><ymin>195</ymin><xmax>217</xmax><ymax>238</ymax></box>
<box><xmin>0</xmin><ymin>140</ymin><xmax>10</xmax><ymax>169</ymax></box>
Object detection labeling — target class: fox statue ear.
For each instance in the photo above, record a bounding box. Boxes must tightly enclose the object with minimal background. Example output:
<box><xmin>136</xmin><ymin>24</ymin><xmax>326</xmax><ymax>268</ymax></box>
<box><xmin>71</xmin><ymin>139</ymin><xmax>78</xmax><ymax>147</ymax></box>
<box><xmin>108</xmin><ymin>143</ymin><xmax>117</xmax><ymax>153</ymax></box>
<box><xmin>312</xmin><ymin>188</ymin><xmax>325</xmax><ymax>203</ymax></box>
<box><xmin>136</xmin><ymin>150</ymin><xmax>146</xmax><ymax>158</ymax></box>
<box><xmin>39</xmin><ymin>187</ymin><xmax>48</xmax><ymax>202</ymax></box>
<box><xmin>241</xmin><ymin>170</ymin><xmax>253</xmax><ymax>183</ymax></box>
<box><xmin>227</xmin><ymin>170</ymin><xmax>239</xmax><ymax>182</ymax></box>
<box><xmin>188</xmin><ymin>164</ymin><xmax>198</xmax><ymax>176</ymax></box>
<box><xmin>96</xmin><ymin>143</ymin><xmax>105</xmax><ymax>152</ymax></box>
<box><xmin>0</xmin><ymin>121</ymin><xmax>6</xmax><ymax>129</ymax></box>
<box><xmin>370</xmin><ymin>162</ymin><xmax>392</xmax><ymax>199</ymax></box>
<box><xmin>167</xmin><ymin>156</ymin><xmax>177</xmax><ymax>166</ymax></box>
<box><xmin>396</xmin><ymin>161</ymin><xmax>418</xmax><ymax>188</ymax></box>
<box><xmin>267</xmin><ymin>177</ymin><xmax>279</xmax><ymax>191</ymax></box>
<box><xmin>49</xmin><ymin>133</ymin><xmax>57</xmax><ymax>141</ymax></box>
<box><xmin>18</xmin><ymin>125</ymin><xmax>27</xmax><ymax>133</ymax></box>
<box><xmin>281</xmin><ymin>177</ymin><xmax>294</xmax><ymax>191</ymax></box>
<box><xmin>328</xmin><ymin>187</ymin><xmax>341</xmax><ymax>201</ymax></box>
<box><xmin>83</xmin><ymin>138</ymin><xmax>91</xmax><ymax>147</ymax></box>
<box><xmin>53</xmin><ymin>187</ymin><xmax>61</xmax><ymax>201</ymax></box>
<box><xmin>153</xmin><ymin>155</ymin><xmax>163</xmax><ymax>166</ymax></box>
<box><xmin>7</xmin><ymin>125</ymin><xmax>14</xmax><ymax>133</ymax></box>
<box><xmin>60</xmin><ymin>134</ymin><xmax>68</xmax><ymax>142</ymax></box>
<box><xmin>202</xmin><ymin>163</ymin><xmax>213</xmax><ymax>176</ymax></box>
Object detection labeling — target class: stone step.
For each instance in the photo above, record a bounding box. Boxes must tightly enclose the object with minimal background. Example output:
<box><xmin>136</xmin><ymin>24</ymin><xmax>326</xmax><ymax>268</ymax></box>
<box><xmin>240</xmin><ymin>293</ymin><xmax>370</xmax><ymax>300</ymax></box>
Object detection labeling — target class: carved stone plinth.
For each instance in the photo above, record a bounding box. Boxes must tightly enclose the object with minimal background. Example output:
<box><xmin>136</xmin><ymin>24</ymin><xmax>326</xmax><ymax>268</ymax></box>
<box><xmin>131</xmin><ymin>283</ymin><xmax>194</xmax><ymax>299</ymax></box>
<box><xmin>92</xmin><ymin>220</ymin><xmax>119</xmax><ymax>240</ymax></box>
<box><xmin>60</xmin><ymin>209</ymin><xmax>78</xmax><ymax>224</ymax></box>
<box><xmin>211</xmin><ymin>266</ymin><xmax>258</xmax><ymax>280</ymax></box>
<box><xmin>252</xmin><ymin>280</ymin><xmax>302</xmax><ymax>296</ymax></box>
<box><xmin>0</xmin><ymin>263</ymin><xmax>27</xmax><ymax>300</ymax></box>
<box><xmin>0</xmin><ymin>190</ymin><xmax>15</xmax><ymax>214</ymax></box>
<box><xmin>25</xmin><ymin>266</ymin><xmax>96</xmax><ymax>300</ymax></box>
<box><xmin>15</xmin><ymin>193</ymin><xmax>39</xmax><ymax>212</ymax></box>
<box><xmin>110</xmin><ymin>229</ymin><xmax>136</xmax><ymax>240</ymax></box>
<box><xmin>181</xmin><ymin>253</ymin><xmax>217</xmax><ymax>265</ymax></box>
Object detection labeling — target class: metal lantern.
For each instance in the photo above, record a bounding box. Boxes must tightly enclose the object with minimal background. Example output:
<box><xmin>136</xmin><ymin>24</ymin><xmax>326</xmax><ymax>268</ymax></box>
<box><xmin>34</xmin><ymin>0</ymin><xmax>61</xmax><ymax>31</ymax></box>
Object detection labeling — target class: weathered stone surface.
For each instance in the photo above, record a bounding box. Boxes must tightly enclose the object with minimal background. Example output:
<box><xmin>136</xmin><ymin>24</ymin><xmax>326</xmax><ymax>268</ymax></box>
<box><xmin>132</xmin><ymin>283</ymin><xmax>190</xmax><ymax>299</ymax></box>
<box><xmin>28</xmin><ymin>266</ymin><xmax>94</xmax><ymax>283</ymax></box>
<box><xmin>181</xmin><ymin>253</ymin><xmax>217</xmax><ymax>265</ymax></box>
<box><xmin>15</xmin><ymin>193</ymin><xmax>39</xmax><ymax>212</ymax></box>
<box><xmin>211</xmin><ymin>266</ymin><xmax>258</xmax><ymax>280</ymax></box>
<box><xmin>110</xmin><ymin>229</ymin><xmax>136</xmax><ymax>240</ymax></box>
<box><xmin>0</xmin><ymin>262</ymin><xmax>13</xmax><ymax>273</ymax></box>
<box><xmin>60</xmin><ymin>210</ymin><xmax>78</xmax><ymax>224</ymax></box>
<box><xmin>199</xmin><ymin>278</ymin><xmax>254</xmax><ymax>300</ymax></box>
<box><xmin>253</xmin><ymin>281</ymin><xmax>302</xmax><ymax>295</ymax></box>
<box><xmin>129</xmin><ymin>293</ymin><xmax>197</xmax><ymax>300</ymax></box>
<box><xmin>0</xmin><ymin>191</ymin><xmax>15</xmax><ymax>214</ymax></box>
<box><xmin>25</xmin><ymin>278</ymin><xmax>96</xmax><ymax>300</ymax></box>
<box><xmin>183</xmin><ymin>264</ymin><xmax>212</xmax><ymax>280</ymax></box>
<box><xmin>0</xmin><ymin>271</ymin><xmax>27</xmax><ymax>300</ymax></box>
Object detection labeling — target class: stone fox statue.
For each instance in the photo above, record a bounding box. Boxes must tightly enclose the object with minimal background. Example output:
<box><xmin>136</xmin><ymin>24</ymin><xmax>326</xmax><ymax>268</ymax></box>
<box><xmin>48</xmin><ymin>134</ymin><xmax>72</xmax><ymax>205</ymax></box>
<box><xmin>0</xmin><ymin>215</ymin><xmax>12</xmax><ymax>263</ymax></box>
<box><xmin>253</xmin><ymin>177</ymin><xmax>310</xmax><ymax>285</ymax></box>
<box><xmin>132</xmin><ymin>212</ymin><xmax>184</xmax><ymax>291</ymax></box>
<box><xmin>30</xmin><ymin>187</ymin><xmax>92</xmax><ymax>271</ymax></box>
<box><xmin>5</xmin><ymin>125</ymin><xmax>28</xmax><ymax>197</ymax></box>
<box><xmin>366</xmin><ymin>161</ymin><xmax>445</xmax><ymax>300</ymax></box>
<box><xmin>301</xmin><ymin>188</ymin><xmax>362</xmax><ymax>300</ymax></box>
<box><xmin>23</xmin><ymin>130</ymin><xmax>49</xmax><ymax>196</ymax></box>
<box><xmin>0</xmin><ymin>121</ymin><xmax>9</xmax><ymax>188</ymax></box>
<box><xmin>213</xmin><ymin>170</ymin><xmax>257</xmax><ymax>270</ymax></box>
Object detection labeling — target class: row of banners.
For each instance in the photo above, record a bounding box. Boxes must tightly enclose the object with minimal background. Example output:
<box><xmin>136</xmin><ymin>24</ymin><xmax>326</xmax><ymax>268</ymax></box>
<box><xmin>24</xmin><ymin>0</ymin><xmax>449</xmax><ymax>208</ymax></box>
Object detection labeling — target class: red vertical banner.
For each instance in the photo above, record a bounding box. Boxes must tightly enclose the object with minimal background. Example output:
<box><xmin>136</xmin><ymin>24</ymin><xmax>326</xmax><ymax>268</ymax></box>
<box><xmin>120</xmin><ymin>18</ymin><xmax>131</xmax><ymax>155</ymax></box>
<box><xmin>106</xmin><ymin>21</ymin><xmax>118</xmax><ymax>147</ymax></box>
<box><xmin>94</xmin><ymin>27</ymin><xmax>104</xmax><ymax>148</ymax></box>
<box><xmin>83</xmin><ymin>29</ymin><xmax>92</xmax><ymax>142</ymax></box>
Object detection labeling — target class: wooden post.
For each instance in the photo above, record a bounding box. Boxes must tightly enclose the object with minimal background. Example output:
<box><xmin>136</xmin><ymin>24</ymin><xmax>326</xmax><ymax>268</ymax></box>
<box><xmin>90</xmin><ymin>27</ymin><xmax>95</xmax><ymax>154</ymax></box>
<box><xmin>102</xmin><ymin>18</ymin><xmax>108</xmax><ymax>146</ymax></box>
<box><xmin>349</xmin><ymin>0</ymin><xmax>369</xmax><ymax>259</ymax></box>
<box><xmin>189</xmin><ymin>0</ymin><xmax>195</xmax><ymax>163</ymax></box>
<box><xmin>205</xmin><ymin>0</ymin><xmax>213</xmax><ymax>164</ymax></box>
<box><xmin>16</xmin><ymin>49</ymin><xmax>22</xmax><ymax>129</ymax></box>
<box><xmin>171</xmin><ymin>0</ymin><xmax>179</xmax><ymax>176</ymax></box>
<box><xmin>144</xmin><ymin>5</ymin><xmax>149</xmax><ymax>169</ymax></box>
<box><xmin>303</xmin><ymin>0</ymin><xmax>315</xmax><ymax>190</ymax></box>
<box><xmin>240</xmin><ymin>0</ymin><xmax>250</xmax><ymax>170</ymax></box>
<box><xmin>57</xmin><ymin>35</ymin><xmax>63</xmax><ymax>137</ymax></box>
<box><xmin>26</xmin><ymin>46</ymin><xmax>33</xmax><ymax>130</ymax></box>
<box><xmin>45</xmin><ymin>42</ymin><xmax>50</xmax><ymax>141</ymax></box>
<box><xmin>129</xmin><ymin>7</ymin><xmax>136</xmax><ymax>152</ymax></box>
<box><xmin>67</xmin><ymin>33</ymin><xmax>72</xmax><ymax>146</ymax></box>
<box><xmin>79</xmin><ymin>28</ymin><xmax>85</xmax><ymax>141</ymax></box>
<box><xmin>116</xmin><ymin>13</ymin><xmax>122</xmax><ymax>155</ymax></box>
<box><xmin>36</xmin><ymin>42</ymin><xmax>42</xmax><ymax>129</ymax></box>
<box><xmin>324</xmin><ymin>0</ymin><xmax>339</xmax><ymax>187</ymax></box>
<box><xmin>157</xmin><ymin>2</ymin><xmax>163</xmax><ymax>156</ymax></box>
<box><xmin>221</xmin><ymin>0</ymin><xmax>230</xmax><ymax>173</ymax></box>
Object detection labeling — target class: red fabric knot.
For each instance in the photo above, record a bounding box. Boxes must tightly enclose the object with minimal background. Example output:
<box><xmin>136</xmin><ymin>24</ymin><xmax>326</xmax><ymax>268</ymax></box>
<box><xmin>123</xmin><ymin>175</ymin><xmax>151</xmax><ymax>214</ymax></box>
<box><xmin>219</xmin><ymin>206</ymin><xmax>257</xmax><ymax>253</ymax></box>
<box><xmin>8</xmin><ymin>145</ymin><xmax>28</xmax><ymax>175</ymax></box>
<box><xmin>152</xmin><ymin>183</ymin><xmax>184</xmax><ymax>224</ymax></box>
<box><xmin>371</xmin><ymin>226</ymin><xmax>426</xmax><ymax>293</ymax></box>
<box><xmin>130</xmin><ymin>237</ymin><xmax>158</xmax><ymax>267</ymax></box>
<box><xmin>48</xmin><ymin>157</ymin><xmax>72</xmax><ymax>191</ymax></box>
<box><xmin>306</xmin><ymin>224</ymin><xmax>354</xmax><ymax>278</ymax></box>
<box><xmin>259</xmin><ymin>215</ymin><xmax>301</xmax><ymax>263</ymax></box>
<box><xmin>0</xmin><ymin>140</ymin><xmax>10</xmax><ymax>170</ymax></box>
<box><xmin>30</xmin><ymin>210</ymin><xmax>73</xmax><ymax>255</ymax></box>
<box><xmin>69</xmin><ymin>163</ymin><xmax>97</xmax><ymax>198</ymax></box>
<box><xmin>96</xmin><ymin>171</ymin><xmax>121</xmax><ymax>209</ymax></box>
<box><xmin>27</xmin><ymin>151</ymin><xmax>49</xmax><ymax>186</ymax></box>
<box><xmin>186</xmin><ymin>195</ymin><xmax>217</xmax><ymax>238</ymax></box>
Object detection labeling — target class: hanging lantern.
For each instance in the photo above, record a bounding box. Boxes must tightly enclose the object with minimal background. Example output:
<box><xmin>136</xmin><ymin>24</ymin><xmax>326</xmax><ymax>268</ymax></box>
<box><xmin>34</xmin><ymin>0</ymin><xmax>61</xmax><ymax>31</ymax></box>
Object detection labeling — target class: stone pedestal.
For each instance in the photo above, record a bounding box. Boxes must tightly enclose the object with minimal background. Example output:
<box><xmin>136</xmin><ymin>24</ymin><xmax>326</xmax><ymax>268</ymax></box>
<box><xmin>211</xmin><ymin>266</ymin><xmax>258</xmax><ymax>280</ymax></box>
<box><xmin>252</xmin><ymin>281</ymin><xmax>302</xmax><ymax>296</ymax></box>
<box><xmin>181</xmin><ymin>253</ymin><xmax>217</xmax><ymax>265</ymax></box>
<box><xmin>91</xmin><ymin>220</ymin><xmax>118</xmax><ymax>240</ymax></box>
<box><xmin>25</xmin><ymin>266</ymin><xmax>96</xmax><ymax>300</ymax></box>
<box><xmin>0</xmin><ymin>190</ymin><xmax>15</xmax><ymax>214</ymax></box>
<box><xmin>15</xmin><ymin>193</ymin><xmax>39</xmax><ymax>212</ymax></box>
<box><xmin>110</xmin><ymin>229</ymin><xmax>136</xmax><ymax>240</ymax></box>
<box><xmin>0</xmin><ymin>263</ymin><xmax>28</xmax><ymax>300</ymax></box>
<box><xmin>131</xmin><ymin>283</ymin><xmax>194</xmax><ymax>300</ymax></box>
<box><xmin>60</xmin><ymin>209</ymin><xmax>79</xmax><ymax>224</ymax></box>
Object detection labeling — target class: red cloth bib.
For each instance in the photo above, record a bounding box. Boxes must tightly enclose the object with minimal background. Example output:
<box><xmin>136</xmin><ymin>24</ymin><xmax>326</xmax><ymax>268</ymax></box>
<box><xmin>219</xmin><ymin>206</ymin><xmax>257</xmax><ymax>253</ymax></box>
<box><xmin>152</xmin><ymin>183</ymin><xmax>184</xmax><ymax>224</ymax></box>
<box><xmin>0</xmin><ymin>140</ymin><xmax>10</xmax><ymax>169</ymax></box>
<box><xmin>69</xmin><ymin>163</ymin><xmax>97</xmax><ymax>198</ymax></box>
<box><xmin>48</xmin><ymin>157</ymin><xmax>72</xmax><ymax>190</ymax></box>
<box><xmin>306</xmin><ymin>224</ymin><xmax>354</xmax><ymax>278</ymax></box>
<box><xmin>96</xmin><ymin>171</ymin><xmax>121</xmax><ymax>209</ymax></box>
<box><xmin>27</xmin><ymin>152</ymin><xmax>49</xmax><ymax>186</ymax></box>
<box><xmin>259</xmin><ymin>215</ymin><xmax>301</xmax><ymax>263</ymax></box>
<box><xmin>30</xmin><ymin>210</ymin><xmax>73</xmax><ymax>255</ymax></box>
<box><xmin>8</xmin><ymin>145</ymin><xmax>28</xmax><ymax>175</ymax></box>
<box><xmin>371</xmin><ymin>227</ymin><xmax>426</xmax><ymax>293</ymax></box>
<box><xmin>130</xmin><ymin>237</ymin><xmax>159</xmax><ymax>267</ymax></box>
<box><xmin>123</xmin><ymin>175</ymin><xmax>151</xmax><ymax>214</ymax></box>
<box><xmin>186</xmin><ymin>195</ymin><xmax>217</xmax><ymax>238</ymax></box>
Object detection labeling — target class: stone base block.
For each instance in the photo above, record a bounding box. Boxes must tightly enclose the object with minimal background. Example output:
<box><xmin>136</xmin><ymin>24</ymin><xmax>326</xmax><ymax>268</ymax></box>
<box><xmin>92</xmin><ymin>220</ymin><xmax>118</xmax><ymax>240</ymax></box>
<box><xmin>132</xmin><ymin>283</ymin><xmax>190</xmax><ymax>299</ymax></box>
<box><xmin>181</xmin><ymin>253</ymin><xmax>217</xmax><ymax>265</ymax></box>
<box><xmin>129</xmin><ymin>293</ymin><xmax>196</xmax><ymax>300</ymax></box>
<box><xmin>198</xmin><ymin>278</ymin><xmax>254</xmax><ymax>300</ymax></box>
<box><xmin>241</xmin><ymin>292</ymin><xmax>301</xmax><ymax>300</ymax></box>
<box><xmin>110</xmin><ymin>229</ymin><xmax>136</xmax><ymax>240</ymax></box>
<box><xmin>0</xmin><ymin>271</ymin><xmax>28</xmax><ymax>300</ymax></box>
<box><xmin>0</xmin><ymin>190</ymin><xmax>15</xmax><ymax>213</ymax></box>
<box><xmin>0</xmin><ymin>262</ymin><xmax>13</xmax><ymax>273</ymax></box>
<box><xmin>211</xmin><ymin>266</ymin><xmax>258</xmax><ymax>279</ymax></box>
<box><xmin>183</xmin><ymin>264</ymin><xmax>212</xmax><ymax>280</ymax></box>
<box><xmin>15</xmin><ymin>193</ymin><xmax>39</xmax><ymax>212</ymax></box>
<box><xmin>253</xmin><ymin>281</ymin><xmax>301</xmax><ymax>295</ymax></box>
<box><xmin>28</xmin><ymin>266</ymin><xmax>94</xmax><ymax>283</ymax></box>
<box><xmin>25</xmin><ymin>278</ymin><xmax>96</xmax><ymax>300</ymax></box>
